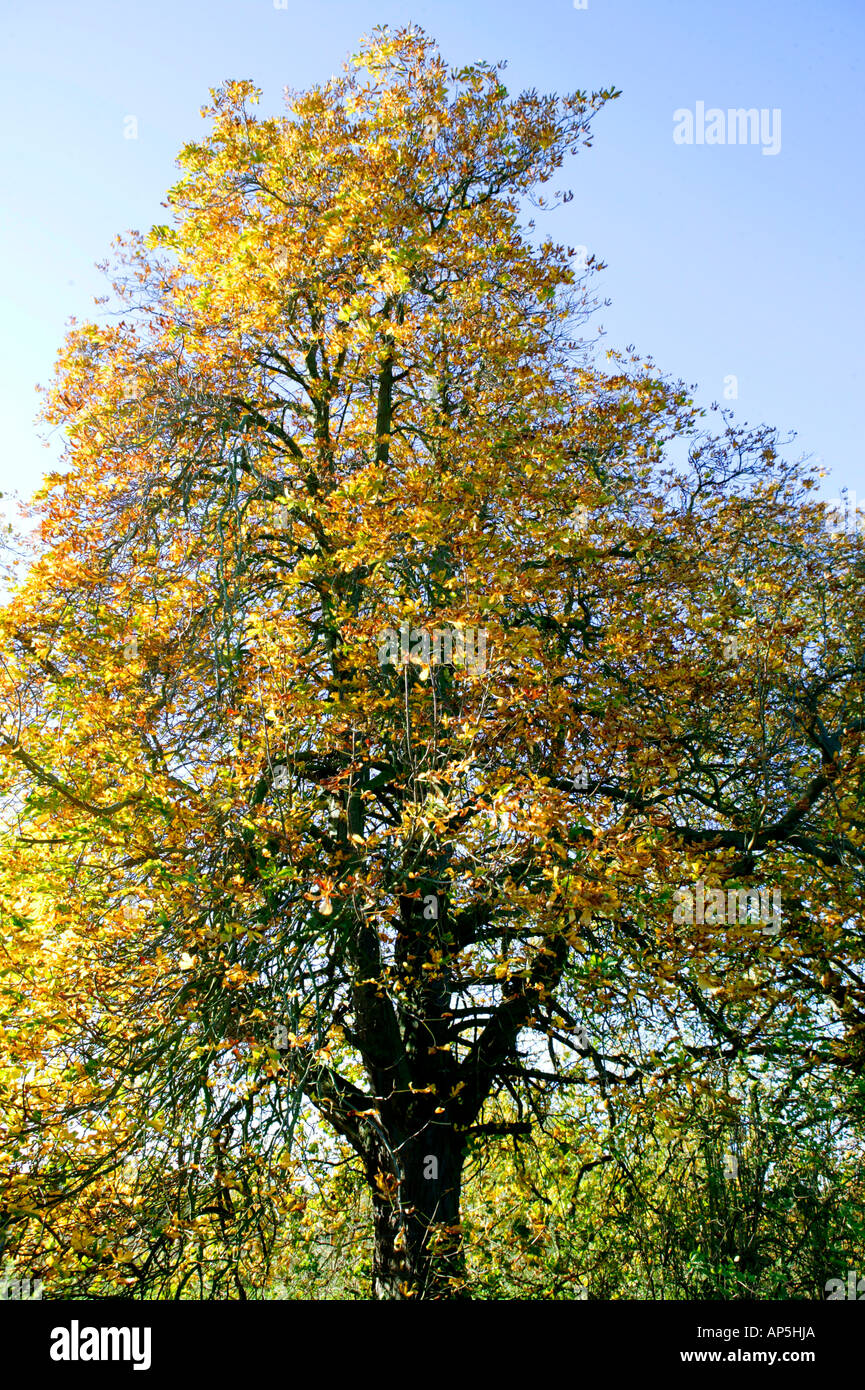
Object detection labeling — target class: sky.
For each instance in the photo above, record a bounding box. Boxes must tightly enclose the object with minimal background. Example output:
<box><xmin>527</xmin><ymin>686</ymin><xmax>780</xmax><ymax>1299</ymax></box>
<box><xmin>1</xmin><ymin>0</ymin><xmax>862</xmax><ymax>512</ymax></box>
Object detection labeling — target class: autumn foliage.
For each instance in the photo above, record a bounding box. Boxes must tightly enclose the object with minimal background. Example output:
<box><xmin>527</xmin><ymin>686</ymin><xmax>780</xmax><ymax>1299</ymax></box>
<box><xmin>1</xmin><ymin>27</ymin><xmax>863</xmax><ymax>1300</ymax></box>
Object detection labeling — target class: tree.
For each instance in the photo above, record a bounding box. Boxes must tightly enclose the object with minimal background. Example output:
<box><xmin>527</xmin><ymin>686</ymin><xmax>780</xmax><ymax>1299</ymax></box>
<box><xmin>1</xmin><ymin>26</ymin><xmax>863</xmax><ymax>1300</ymax></box>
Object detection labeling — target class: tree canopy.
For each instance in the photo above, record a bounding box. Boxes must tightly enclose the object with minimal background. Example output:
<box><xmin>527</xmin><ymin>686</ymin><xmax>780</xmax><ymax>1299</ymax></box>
<box><xmin>1</xmin><ymin>26</ymin><xmax>863</xmax><ymax>1300</ymax></box>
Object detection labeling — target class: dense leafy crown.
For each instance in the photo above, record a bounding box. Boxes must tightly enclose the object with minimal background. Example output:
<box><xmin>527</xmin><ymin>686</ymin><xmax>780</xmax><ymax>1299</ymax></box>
<box><xmin>0</xmin><ymin>27</ymin><xmax>862</xmax><ymax>1298</ymax></box>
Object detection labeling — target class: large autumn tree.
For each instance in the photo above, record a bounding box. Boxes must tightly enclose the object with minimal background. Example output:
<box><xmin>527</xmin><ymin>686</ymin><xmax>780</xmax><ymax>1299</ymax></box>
<box><xmin>1</xmin><ymin>27</ymin><xmax>863</xmax><ymax>1300</ymax></box>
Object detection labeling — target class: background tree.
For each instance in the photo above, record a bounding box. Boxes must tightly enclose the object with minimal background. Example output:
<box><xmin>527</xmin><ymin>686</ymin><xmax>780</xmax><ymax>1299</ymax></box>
<box><xmin>1</xmin><ymin>26</ymin><xmax>863</xmax><ymax>1300</ymax></box>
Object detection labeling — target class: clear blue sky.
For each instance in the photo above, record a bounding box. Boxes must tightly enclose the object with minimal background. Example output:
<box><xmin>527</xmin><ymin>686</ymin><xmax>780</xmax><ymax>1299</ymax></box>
<box><xmin>1</xmin><ymin>0</ymin><xmax>862</xmax><ymax>507</ymax></box>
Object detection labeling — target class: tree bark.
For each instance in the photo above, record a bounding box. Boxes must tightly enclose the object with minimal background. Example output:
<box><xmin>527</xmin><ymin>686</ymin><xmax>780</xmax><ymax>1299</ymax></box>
<box><xmin>369</xmin><ymin>1127</ymin><xmax>466</xmax><ymax>1300</ymax></box>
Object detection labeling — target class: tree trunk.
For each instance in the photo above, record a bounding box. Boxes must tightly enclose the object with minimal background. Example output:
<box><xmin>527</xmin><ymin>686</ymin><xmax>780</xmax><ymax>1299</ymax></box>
<box><xmin>369</xmin><ymin>1127</ymin><xmax>466</xmax><ymax>1300</ymax></box>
